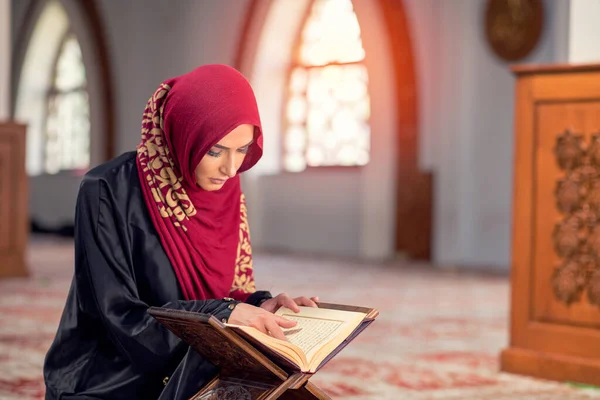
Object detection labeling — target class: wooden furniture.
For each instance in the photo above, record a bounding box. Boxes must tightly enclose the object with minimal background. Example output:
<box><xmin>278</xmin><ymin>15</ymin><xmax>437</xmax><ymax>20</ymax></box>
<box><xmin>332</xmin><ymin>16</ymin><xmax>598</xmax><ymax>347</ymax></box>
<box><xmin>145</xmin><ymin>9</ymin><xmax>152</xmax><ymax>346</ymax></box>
<box><xmin>0</xmin><ymin>122</ymin><xmax>28</xmax><ymax>278</ymax></box>
<box><xmin>501</xmin><ymin>63</ymin><xmax>600</xmax><ymax>385</ymax></box>
<box><xmin>149</xmin><ymin>302</ymin><xmax>378</xmax><ymax>399</ymax></box>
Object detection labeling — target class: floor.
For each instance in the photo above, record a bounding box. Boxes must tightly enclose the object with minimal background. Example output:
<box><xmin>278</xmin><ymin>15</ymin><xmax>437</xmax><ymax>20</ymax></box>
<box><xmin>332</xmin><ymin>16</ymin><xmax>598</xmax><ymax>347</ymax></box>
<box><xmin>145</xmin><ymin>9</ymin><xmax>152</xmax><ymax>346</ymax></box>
<box><xmin>1</xmin><ymin>236</ymin><xmax>599</xmax><ymax>399</ymax></box>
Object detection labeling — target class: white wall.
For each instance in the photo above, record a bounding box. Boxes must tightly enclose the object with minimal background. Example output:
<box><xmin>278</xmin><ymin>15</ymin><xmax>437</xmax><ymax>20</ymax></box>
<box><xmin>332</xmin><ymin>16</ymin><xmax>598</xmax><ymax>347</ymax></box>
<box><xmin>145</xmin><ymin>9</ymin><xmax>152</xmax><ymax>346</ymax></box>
<box><xmin>426</xmin><ymin>0</ymin><xmax>567</xmax><ymax>269</ymax></box>
<box><xmin>568</xmin><ymin>0</ymin><xmax>600</xmax><ymax>63</ymax></box>
<box><xmin>29</xmin><ymin>174</ymin><xmax>81</xmax><ymax>226</ymax></box>
<box><xmin>260</xmin><ymin>172</ymin><xmax>361</xmax><ymax>256</ymax></box>
<box><xmin>96</xmin><ymin>0</ymin><xmax>250</xmax><ymax>155</ymax></box>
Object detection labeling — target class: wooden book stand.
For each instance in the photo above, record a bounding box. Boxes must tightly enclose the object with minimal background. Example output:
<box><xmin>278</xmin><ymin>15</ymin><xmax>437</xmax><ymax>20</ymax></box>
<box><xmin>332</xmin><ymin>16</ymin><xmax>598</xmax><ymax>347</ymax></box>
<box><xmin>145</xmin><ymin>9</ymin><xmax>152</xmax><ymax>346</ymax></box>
<box><xmin>149</xmin><ymin>303</ymin><xmax>377</xmax><ymax>400</ymax></box>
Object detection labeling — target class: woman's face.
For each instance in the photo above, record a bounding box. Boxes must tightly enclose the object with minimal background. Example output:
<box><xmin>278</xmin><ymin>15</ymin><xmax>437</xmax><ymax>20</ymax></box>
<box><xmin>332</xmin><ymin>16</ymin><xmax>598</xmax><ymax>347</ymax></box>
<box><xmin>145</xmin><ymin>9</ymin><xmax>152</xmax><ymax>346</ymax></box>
<box><xmin>194</xmin><ymin>124</ymin><xmax>254</xmax><ymax>191</ymax></box>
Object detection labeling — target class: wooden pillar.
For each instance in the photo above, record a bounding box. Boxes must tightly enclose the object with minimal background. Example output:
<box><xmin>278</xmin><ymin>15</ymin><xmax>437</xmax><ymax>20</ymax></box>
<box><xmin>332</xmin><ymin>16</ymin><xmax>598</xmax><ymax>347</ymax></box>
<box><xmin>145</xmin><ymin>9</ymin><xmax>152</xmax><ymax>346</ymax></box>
<box><xmin>0</xmin><ymin>0</ymin><xmax>28</xmax><ymax>277</ymax></box>
<box><xmin>0</xmin><ymin>122</ymin><xmax>29</xmax><ymax>278</ymax></box>
<box><xmin>379</xmin><ymin>0</ymin><xmax>433</xmax><ymax>260</ymax></box>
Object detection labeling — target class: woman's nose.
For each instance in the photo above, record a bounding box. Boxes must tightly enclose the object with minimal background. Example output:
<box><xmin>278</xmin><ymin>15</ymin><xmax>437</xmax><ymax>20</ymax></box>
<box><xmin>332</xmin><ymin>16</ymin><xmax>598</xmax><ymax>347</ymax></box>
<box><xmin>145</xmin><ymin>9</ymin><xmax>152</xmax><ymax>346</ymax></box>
<box><xmin>220</xmin><ymin>154</ymin><xmax>237</xmax><ymax>178</ymax></box>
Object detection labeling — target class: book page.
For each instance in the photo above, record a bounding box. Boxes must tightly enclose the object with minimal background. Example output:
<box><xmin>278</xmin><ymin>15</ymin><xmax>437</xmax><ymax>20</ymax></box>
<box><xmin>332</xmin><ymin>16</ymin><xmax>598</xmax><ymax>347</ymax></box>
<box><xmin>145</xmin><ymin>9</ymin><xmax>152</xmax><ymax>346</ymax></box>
<box><xmin>276</xmin><ymin>306</ymin><xmax>367</xmax><ymax>362</ymax></box>
<box><xmin>275</xmin><ymin>305</ymin><xmax>367</xmax><ymax>323</ymax></box>
<box><xmin>281</xmin><ymin>314</ymin><xmax>345</xmax><ymax>356</ymax></box>
<box><xmin>225</xmin><ymin>305</ymin><xmax>372</xmax><ymax>372</ymax></box>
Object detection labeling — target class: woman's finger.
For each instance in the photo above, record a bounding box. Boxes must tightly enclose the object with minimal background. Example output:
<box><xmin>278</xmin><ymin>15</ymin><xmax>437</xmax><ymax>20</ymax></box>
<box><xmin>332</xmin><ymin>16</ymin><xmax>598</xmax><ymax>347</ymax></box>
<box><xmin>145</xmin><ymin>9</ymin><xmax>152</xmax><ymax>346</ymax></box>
<box><xmin>265</xmin><ymin>319</ymin><xmax>288</xmax><ymax>341</ymax></box>
<box><xmin>251</xmin><ymin>318</ymin><xmax>270</xmax><ymax>335</ymax></box>
<box><xmin>279</xmin><ymin>294</ymin><xmax>300</xmax><ymax>312</ymax></box>
<box><xmin>295</xmin><ymin>296</ymin><xmax>318</xmax><ymax>308</ymax></box>
<box><xmin>275</xmin><ymin>315</ymin><xmax>297</xmax><ymax>329</ymax></box>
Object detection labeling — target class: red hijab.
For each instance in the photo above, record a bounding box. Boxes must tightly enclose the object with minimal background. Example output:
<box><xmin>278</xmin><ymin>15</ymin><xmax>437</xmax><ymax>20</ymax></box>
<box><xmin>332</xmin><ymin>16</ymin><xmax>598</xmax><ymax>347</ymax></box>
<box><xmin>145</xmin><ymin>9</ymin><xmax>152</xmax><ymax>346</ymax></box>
<box><xmin>135</xmin><ymin>64</ymin><xmax>263</xmax><ymax>301</ymax></box>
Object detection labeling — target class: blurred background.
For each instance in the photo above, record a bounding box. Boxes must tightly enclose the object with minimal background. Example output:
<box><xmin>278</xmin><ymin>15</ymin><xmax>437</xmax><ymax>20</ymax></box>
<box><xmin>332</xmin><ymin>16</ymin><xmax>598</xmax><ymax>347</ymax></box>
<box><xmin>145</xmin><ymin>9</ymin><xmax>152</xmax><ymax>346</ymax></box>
<box><xmin>5</xmin><ymin>0</ymin><xmax>570</xmax><ymax>267</ymax></box>
<box><xmin>3</xmin><ymin>0</ymin><xmax>600</xmax><ymax>399</ymax></box>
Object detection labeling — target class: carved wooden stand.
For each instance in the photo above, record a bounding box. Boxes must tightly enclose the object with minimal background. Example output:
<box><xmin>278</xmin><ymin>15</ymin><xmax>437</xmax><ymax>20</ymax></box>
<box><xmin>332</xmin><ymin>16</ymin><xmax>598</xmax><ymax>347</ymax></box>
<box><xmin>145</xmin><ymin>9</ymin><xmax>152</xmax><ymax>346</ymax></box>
<box><xmin>192</xmin><ymin>372</ymin><xmax>327</xmax><ymax>400</ymax></box>
<box><xmin>150</xmin><ymin>303</ymin><xmax>376</xmax><ymax>399</ymax></box>
<box><xmin>501</xmin><ymin>63</ymin><xmax>600</xmax><ymax>386</ymax></box>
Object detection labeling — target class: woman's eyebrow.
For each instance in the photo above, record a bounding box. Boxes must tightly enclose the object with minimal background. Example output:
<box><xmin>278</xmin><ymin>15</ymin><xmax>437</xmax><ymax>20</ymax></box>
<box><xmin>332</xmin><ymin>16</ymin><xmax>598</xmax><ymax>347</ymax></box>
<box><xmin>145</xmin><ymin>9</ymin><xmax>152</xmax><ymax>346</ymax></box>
<box><xmin>213</xmin><ymin>139</ymin><xmax>254</xmax><ymax>150</ymax></box>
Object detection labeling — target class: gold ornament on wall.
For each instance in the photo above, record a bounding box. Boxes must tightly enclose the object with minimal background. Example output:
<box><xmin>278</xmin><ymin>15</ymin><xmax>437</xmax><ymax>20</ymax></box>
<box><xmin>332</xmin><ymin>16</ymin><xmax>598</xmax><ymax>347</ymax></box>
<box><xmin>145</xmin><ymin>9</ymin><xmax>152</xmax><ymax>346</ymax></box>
<box><xmin>484</xmin><ymin>0</ymin><xmax>544</xmax><ymax>61</ymax></box>
<box><xmin>552</xmin><ymin>130</ymin><xmax>600</xmax><ymax>307</ymax></box>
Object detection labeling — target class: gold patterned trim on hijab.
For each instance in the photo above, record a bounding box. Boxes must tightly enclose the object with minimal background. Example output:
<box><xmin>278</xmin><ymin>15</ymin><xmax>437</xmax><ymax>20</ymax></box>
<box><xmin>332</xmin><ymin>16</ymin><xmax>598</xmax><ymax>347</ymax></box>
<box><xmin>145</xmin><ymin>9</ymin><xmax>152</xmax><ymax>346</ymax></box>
<box><xmin>231</xmin><ymin>193</ymin><xmax>256</xmax><ymax>294</ymax></box>
<box><xmin>137</xmin><ymin>83</ymin><xmax>197</xmax><ymax>232</ymax></box>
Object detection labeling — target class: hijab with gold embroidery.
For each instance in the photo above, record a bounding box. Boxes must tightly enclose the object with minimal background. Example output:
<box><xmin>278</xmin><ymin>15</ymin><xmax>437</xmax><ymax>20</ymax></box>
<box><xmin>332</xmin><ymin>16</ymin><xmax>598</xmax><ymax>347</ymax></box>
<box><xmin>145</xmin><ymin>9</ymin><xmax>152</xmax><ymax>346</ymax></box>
<box><xmin>135</xmin><ymin>64</ymin><xmax>263</xmax><ymax>301</ymax></box>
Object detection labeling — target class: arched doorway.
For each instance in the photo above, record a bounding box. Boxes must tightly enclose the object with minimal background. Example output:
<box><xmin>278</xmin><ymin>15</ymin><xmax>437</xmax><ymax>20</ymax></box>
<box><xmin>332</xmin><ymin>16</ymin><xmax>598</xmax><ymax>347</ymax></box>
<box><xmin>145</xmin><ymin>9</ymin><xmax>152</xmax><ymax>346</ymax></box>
<box><xmin>235</xmin><ymin>0</ymin><xmax>432</xmax><ymax>260</ymax></box>
<box><xmin>11</xmin><ymin>0</ymin><xmax>114</xmax><ymax>229</ymax></box>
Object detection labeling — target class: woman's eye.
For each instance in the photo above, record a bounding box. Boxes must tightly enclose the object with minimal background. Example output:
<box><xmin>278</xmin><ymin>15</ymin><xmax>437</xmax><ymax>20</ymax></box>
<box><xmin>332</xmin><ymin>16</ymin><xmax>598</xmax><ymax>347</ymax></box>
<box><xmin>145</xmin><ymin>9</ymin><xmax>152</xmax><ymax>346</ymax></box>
<box><xmin>238</xmin><ymin>147</ymin><xmax>249</xmax><ymax>154</ymax></box>
<box><xmin>207</xmin><ymin>149</ymin><xmax>222</xmax><ymax>157</ymax></box>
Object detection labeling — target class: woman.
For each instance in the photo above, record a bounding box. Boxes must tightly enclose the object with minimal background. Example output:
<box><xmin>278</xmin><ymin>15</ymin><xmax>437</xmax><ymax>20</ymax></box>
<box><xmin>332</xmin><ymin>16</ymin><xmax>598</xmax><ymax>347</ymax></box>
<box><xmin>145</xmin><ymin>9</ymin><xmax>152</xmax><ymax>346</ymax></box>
<box><xmin>43</xmin><ymin>64</ymin><xmax>317</xmax><ymax>399</ymax></box>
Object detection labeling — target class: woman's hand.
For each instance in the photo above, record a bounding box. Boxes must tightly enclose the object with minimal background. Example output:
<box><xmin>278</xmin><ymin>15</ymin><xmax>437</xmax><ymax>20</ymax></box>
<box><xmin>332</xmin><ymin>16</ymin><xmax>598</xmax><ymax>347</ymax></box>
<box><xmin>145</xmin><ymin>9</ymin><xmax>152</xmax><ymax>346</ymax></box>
<box><xmin>260</xmin><ymin>293</ymin><xmax>319</xmax><ymax>313</ymax></box>
<box><xmin>228</xmin><ymin>303</ymin><xmax>296</xmax><ymax>341</ymax></box>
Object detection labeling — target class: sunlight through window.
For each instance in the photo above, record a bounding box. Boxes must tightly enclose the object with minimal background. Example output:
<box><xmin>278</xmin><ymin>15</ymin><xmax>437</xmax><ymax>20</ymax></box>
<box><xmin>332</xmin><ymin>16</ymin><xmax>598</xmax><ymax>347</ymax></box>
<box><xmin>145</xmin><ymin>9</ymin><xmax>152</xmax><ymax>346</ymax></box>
<box><xmin>284</xmin><ymin>0</ymin><xmax>371</xmax><ymax>172</ymax></box>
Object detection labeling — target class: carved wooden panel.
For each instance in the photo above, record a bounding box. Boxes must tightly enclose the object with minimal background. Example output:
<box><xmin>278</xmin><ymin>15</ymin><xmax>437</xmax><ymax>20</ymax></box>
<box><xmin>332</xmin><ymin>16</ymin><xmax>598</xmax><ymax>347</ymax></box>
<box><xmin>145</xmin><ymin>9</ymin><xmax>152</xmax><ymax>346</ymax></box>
<box><xmin>192</xmin><ymin>377</ymin><xmax>331</xmax><ymax>400</ymax></box>
<box><xmin>193</xmin><ymin>378</ymin><xmax>272</xmax><ymax>400</ymax></box>
<box><xmin>552</xmin><ymin>130</ymin><xmax>600</xmax><ymax>307</ymax></box>
<box><xmin>155</xmin><ymin>317</ymin><xmax>282</xmax><ymax>384</ymax></box>
<box><xmin>0</xmin><ymin>123</ymin><xmax>28</xmax><ymax>278</ymax></box>
<box><xmin>531</xmin><ymin>103</ymin><xmax>600</xmax><ymax>329</ymax></box>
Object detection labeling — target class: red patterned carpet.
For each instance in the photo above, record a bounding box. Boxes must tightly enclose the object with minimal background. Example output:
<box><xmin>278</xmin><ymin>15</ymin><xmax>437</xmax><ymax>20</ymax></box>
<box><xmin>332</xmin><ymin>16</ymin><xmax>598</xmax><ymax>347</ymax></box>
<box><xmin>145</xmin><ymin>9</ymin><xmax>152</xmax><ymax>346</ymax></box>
<box><xmin>1</xmin><ymin>236</ymin><xmax>600</xmax><ymax>399</ymax></box>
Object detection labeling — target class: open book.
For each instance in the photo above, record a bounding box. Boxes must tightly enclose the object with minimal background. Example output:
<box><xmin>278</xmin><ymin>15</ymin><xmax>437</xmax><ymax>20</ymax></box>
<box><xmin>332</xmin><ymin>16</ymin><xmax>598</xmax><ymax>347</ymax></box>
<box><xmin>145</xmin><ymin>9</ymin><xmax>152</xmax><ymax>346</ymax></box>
<box><xmin>225</xmin><ymin>305</ymin><xmax>377</xmax><ymax>373</ymax></box>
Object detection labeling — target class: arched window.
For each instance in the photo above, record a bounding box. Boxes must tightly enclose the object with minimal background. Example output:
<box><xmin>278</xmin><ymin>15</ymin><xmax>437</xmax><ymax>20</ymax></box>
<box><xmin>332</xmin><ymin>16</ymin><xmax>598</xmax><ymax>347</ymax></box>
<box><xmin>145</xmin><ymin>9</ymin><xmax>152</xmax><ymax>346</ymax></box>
<box><xmin>45</xmin><ymin>32</ymin><xmax>90</xmax><ymax>174</ymax></box>
<box><xmin>14</xmin><ymin>0</ymin><xmax>110</xmax><ymax>177</ymax></box>
<box><xmin>283</xmin><ymin>0</ymin><xmax>371</xmax><ymax>172</ymax></box>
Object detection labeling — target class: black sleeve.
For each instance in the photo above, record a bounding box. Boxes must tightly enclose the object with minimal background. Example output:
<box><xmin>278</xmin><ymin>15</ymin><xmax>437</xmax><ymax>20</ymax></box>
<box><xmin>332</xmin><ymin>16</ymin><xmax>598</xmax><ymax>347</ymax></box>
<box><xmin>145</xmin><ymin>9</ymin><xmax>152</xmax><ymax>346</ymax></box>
<box><xmin>74</xmin><ymin>177</ymin><xmax>238</xmax><ymax>375</ymax></box>
<box><xmin>245</xmin><ymin>290</ymin><xmax>273</xmax><ymax>307</ymax></box>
